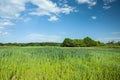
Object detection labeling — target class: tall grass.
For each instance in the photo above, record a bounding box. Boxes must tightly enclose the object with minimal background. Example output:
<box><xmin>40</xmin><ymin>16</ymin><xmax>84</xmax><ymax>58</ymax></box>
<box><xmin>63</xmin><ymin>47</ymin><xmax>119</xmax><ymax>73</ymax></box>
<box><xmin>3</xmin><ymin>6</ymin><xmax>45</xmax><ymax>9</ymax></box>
<box><xmin>0</xmin><ymin>47</ymin><xmax>120</xmax><ymax>80</ymax></box>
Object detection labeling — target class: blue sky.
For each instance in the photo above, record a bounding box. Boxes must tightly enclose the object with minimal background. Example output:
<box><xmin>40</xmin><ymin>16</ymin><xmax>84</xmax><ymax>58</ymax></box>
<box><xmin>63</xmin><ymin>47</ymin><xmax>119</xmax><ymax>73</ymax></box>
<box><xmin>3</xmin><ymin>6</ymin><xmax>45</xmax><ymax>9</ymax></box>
<box><xmin>0</xmin><ymin>0</ymin><xmax>120</xmax><ymax>43</ymax></box>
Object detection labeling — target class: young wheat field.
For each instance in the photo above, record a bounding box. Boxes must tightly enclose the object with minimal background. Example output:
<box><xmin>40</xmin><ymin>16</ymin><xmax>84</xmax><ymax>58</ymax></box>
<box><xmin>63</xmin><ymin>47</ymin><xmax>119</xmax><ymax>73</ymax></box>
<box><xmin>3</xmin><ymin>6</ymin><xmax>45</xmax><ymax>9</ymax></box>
<box><xmin>0</xmin><ymin>46</ymin><xmax>120</xmax><ymax>80</ymax></box>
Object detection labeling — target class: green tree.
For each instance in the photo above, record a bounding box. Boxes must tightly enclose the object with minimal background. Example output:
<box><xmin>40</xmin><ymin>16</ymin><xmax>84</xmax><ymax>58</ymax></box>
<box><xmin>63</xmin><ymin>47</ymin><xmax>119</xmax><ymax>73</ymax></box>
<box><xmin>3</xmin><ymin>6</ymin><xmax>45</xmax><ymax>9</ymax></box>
<box><xmin>83</xmin><ymin>37</ymin><xmax>97</xmax><ymax>47</ymax></box>
<box><xmin>96</xmin><ymin>41</ymin><xmax>105</xmax><ymax>46</ymax></box>
<box><xmin>0</xmin><ymin>43</ymin><xmax>4</xmax><ymax>46</ymax></box>
<box><xmin>73</xmin><ymin>39</ymin><xmax>86</xmax><ymax>47</ymax></box>
<box><xmin>116</xmin><ymin>41</ymin><xmax>120</xmax><ymax>46</ymax></box>
<box><xmin>62</xmin><ymin>38</ymin><xmax>74</xmax><ymax>47</ymax></box>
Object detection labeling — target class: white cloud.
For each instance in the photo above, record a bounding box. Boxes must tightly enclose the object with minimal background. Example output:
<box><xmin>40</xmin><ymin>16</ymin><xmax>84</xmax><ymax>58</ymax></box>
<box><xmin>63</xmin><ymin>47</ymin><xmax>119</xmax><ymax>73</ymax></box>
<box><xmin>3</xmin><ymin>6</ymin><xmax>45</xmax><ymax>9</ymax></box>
<box><xmin>76</xmin><ymin>0</ymin><xmax>116</xmax><ymax>9</ymax></box>
<box><xmin>103</xmin><ymin>0</ymin><xmax>116</xmax><ymax>5</ymax></box>
<box><xmin>0</xmin><ymin>31</ymin><xmax>9</xmax><ymax>36</ymax></box>
<box><xmin>48</xmin><ymin>16</ymin><xmax>58</xmax><ymax>21</ymax></box>
<box><xmin>0</xmin><ymin>20</ymin><xmax>14</xmax><ymax>29</ymax></box>
<box><xmin>91</xmin><ymin>16</ymin><xmax>97</xmax><ymax>20</ymax></box>
<box><xmin>77</xmin><ymin>0</ymin><xmax>97</xmax><ymax>6</ymax></box>
<box><xmin>23</xmin><ymin>17</ymin><xmax>31</xmax><ymax>22</ymax></box>
<box><xmin>103</xmin><ymin>0</ymin><xmax>116</xmax><ymax>9</ymax></box>
<box><xmin>0</xmin><ymin>0</ymin><xmax>74</xmax><ymax>25</ymax></box>
<box><xmin>30</xmin><ymin>0</ymin><xmax>60</xmax><ymax>14</ymax></box>
<box><xmin>29</xmin><ymin>0</ymin><xmax>73</xmax><ymax>16</ymax></box>
<box><xmin>103</xmin><ymin>6</ymin><xmax>111</xmax><ymax>9</ymax></box>
<box><xmin>29</xmin><ymin>10</ymin><xmax>51</xmax><ymax>16</ymax></box>
<box><xmin>26</xmin><ymin>33</ymin><xmax>61</xmax><ymax>42</ymax></box>
<box><xmin>0</xmin><ymin>0</ymin><xmax>27</xmax><ymax>19</ymax></box>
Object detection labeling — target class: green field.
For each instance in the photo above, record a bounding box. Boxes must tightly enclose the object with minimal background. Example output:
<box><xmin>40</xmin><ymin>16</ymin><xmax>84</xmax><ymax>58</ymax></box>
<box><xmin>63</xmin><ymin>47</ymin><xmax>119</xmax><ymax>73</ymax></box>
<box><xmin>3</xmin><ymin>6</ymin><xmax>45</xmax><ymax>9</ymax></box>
<box><xmin>0</xmin><ymin>47</ymin><xmax>120</xmax><ymax>80</ymax></box>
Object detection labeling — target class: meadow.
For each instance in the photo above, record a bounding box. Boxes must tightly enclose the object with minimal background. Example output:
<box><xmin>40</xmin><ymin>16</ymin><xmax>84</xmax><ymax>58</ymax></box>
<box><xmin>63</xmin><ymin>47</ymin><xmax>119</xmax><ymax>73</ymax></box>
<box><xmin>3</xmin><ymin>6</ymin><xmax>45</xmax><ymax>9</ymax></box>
<box><xmin>0</xmin><ymin>46</ymin><xmax>120</xmax><ymax>80</ymax></box>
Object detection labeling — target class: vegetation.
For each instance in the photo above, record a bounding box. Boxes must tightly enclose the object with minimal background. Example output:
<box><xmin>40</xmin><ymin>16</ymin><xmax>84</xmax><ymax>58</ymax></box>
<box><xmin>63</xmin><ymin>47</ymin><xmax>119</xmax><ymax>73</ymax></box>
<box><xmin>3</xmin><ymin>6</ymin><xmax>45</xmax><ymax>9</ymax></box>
<box><xmin>0</xmin><ymin>37</ymin><xmax>120</xmax><ymax>47</ymax></box>
<box><xmin>62</xmin><ymin>37</ymin><xmax>104</xmax><ymax>47</ymax></box>
<box><xmin>106</xmin><ymin>41</ymin><xmax>120</xmax><ymax>47</ymax></box>
<box><xmin>0</xmin><ymin>47</ymin><xmax>120</xmax><ymax>80</ymax></box>
<box><xmin>0</xmin><ymin>42</ymin><xmax>61</xmax><ymax>46</ymax></box>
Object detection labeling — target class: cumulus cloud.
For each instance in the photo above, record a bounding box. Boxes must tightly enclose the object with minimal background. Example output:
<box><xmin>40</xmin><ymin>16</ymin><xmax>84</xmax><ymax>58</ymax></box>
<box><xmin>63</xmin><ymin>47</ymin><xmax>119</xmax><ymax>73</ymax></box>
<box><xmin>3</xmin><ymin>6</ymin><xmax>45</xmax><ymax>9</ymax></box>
<box><xmin>29</xmin><ymin>0</ymin><xmax>73</xmax><ymax>18</ymax></box>
<box><xmin>0</xmin><ymin>0</ymin><xmax>73</xmax><ymax>41</ymax></box>
<box><xmin>77</xmin><ymin>0</ymin><xmax>116</xmax><ymax>9</ymax></box>
<box><xmin>77</xmin><ymin>0</ymin><xmax>97</xmax><ymax>6</ymax></box>
<box><xmin>48</xmin><ymin>16</ymin><xmax>58</xmax><ymax>21</ymax></box>
<box><xmin>28</xmin><ymin>0</ymin><xmax>73</xmax><ymax>17</ymax></box>
<box><xmin>103</xmin><ymin>0</ymin><xmax>116</xmax><ymax>9</ymax></box>
<box><xmin>0</xmin><ymin>0</ymin><xmax>27</xmax><ymax>19</ymax></box>
<box><xmin>103</xmin><ymin>0</ymin><xmax>116</xmax><ymax>5</ymax></box>
<box><xmin>103</xmin><ymin>6</ymin><xmax>111</xmax><ymax>9</ymax></box>
<box><xmin>0</xmin><ymin>0</ymin><xmax>117</xmax><ymax>29</ymax></box>
<box><xmin>0</xmin><ymin>19</ymin><xmax>14</xmax><ymax>29</ymax></box>
<box><xmin>91</xmin><ymin>16</ymin><xmax>97</xmax><ymax>20</ymax></box>
<box><xmin>0</xmin><ymin>0</ymin><xmax>73</xmax><ymax>24</ymax></box>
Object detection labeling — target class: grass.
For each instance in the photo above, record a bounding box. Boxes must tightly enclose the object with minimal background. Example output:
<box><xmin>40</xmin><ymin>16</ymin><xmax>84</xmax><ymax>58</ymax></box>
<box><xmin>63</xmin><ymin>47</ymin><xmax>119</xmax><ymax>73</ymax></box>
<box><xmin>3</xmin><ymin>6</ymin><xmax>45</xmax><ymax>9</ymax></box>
<box><xmin>0</xmin><ymin>46</ymin><xmax>120</xmax><ymax>80</ymax></box>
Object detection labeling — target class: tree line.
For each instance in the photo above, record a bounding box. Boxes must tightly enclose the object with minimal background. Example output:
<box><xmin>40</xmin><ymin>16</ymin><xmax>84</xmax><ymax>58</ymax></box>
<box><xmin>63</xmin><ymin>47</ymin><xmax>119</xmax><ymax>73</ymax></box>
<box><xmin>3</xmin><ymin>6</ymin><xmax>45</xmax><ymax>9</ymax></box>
<box><xmin>0</xmin><ymin>42</ymin><xmax>61</xmax><ymax>46</ymax></box>
<box><xmin>0</xmin><ymin>37</ymin><xmax>120</xmax><ymax>47</ymax></box>
<box><xmin>61</xmin><ymin>37</ymin><xmax>104</xmax><ymax>47</ymax></box>
<box><xmin>62</xmin><ymin>37</ymin><xmax>120</xmax><ymax>47</ymax></box>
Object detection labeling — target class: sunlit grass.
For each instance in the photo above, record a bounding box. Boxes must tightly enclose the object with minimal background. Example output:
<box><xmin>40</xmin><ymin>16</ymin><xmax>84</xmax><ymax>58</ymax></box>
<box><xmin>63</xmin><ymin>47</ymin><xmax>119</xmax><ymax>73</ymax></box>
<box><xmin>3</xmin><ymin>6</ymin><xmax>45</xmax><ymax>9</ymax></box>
<box><xmin>0</xmin><ymin>47</ymin><xmax>120</xmax><ymax>80</ymax></box>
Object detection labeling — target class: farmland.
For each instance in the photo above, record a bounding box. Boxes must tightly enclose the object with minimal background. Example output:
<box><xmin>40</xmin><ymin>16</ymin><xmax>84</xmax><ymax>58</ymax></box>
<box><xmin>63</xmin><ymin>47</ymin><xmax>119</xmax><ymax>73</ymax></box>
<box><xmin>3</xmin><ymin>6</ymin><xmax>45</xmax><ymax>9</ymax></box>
<box><xmin>0</xmin><ymin>46</ymin><xmax>120</xmax><ymax>80</ymax></box>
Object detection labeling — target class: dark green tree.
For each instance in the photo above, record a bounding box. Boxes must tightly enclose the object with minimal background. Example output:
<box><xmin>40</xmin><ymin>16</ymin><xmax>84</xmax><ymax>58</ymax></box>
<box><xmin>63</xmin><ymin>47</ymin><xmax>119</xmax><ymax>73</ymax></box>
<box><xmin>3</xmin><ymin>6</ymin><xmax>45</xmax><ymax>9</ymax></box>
<box><xmin>62</xmin><ymin>38</ymin><xmax>74</xmax><ymax>47</ymax></box>
<box><xmin>0</xmin><ymin>43</ymin><xmax>4</xmax><ymax>46</ymax></box>
<box><xmin>73</xmin><ymin>39</ymin><xmax>86</xmax><ymax>47</ymax></box>
<box><xmin>83</xmin><ymin>37</ymin><xmax>97</xmax><ymax>47</ymax></box>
